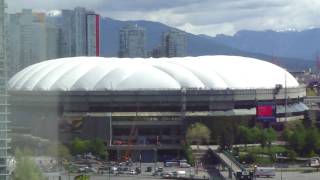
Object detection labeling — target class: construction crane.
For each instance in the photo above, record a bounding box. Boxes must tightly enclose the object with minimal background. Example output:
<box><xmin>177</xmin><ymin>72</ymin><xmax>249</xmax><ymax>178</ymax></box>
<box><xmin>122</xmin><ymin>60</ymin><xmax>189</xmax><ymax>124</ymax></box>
<box><xmin>122</xmin><ymin>117</ymin><xmax>137</xmax><ymax>161</ymax></box>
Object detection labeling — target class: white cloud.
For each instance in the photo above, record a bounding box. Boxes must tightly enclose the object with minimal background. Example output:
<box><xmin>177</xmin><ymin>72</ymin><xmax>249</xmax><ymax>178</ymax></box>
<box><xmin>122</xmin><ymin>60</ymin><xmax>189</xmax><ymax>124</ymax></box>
<box><xmin>6</xmin><ymin>0</ymin><xmax>320</xmax><ymax>36</ymax></box>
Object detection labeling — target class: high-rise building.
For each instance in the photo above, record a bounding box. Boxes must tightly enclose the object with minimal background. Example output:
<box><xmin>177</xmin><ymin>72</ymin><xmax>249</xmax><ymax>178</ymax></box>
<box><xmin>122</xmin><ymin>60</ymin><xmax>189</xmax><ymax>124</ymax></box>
<box><xmin>46</xmin><ymin>24</ymin><xmax>60</xmax><ymax>60</ymax></box>
<box><xmin>86</xmin><ymin>13</ymin><xmax>100</xmax><ymax>56</ymax></box>
<box><xmin>7</xmin><ymin>14</ymin><xmax>21</xmax><ymax>77</ymax></box>
<box><xmin>0</xmin><ymin>0</ymin><xmax>9</xmax><ymax>179</ymax></box>
<box><xmin>74</xmin><ymin>7</ymin><xmax>87</xmax><ymax>56</ymax></box>
<box><xmin>162</xmin><ymin>29</ymin><xmax>187</xmax><ymax>57</ymax></box>
<box><xmin>7</xmin><ymin>9</ymin><xmax>61</xmax><ymax>76</ymax></box>
<box><xmin>151</xmin><ymin>29</ymin><xmax>187</xmax><ymax>58</ymax></box>
<box><xmin>119</xmin><ymin>24</ymin><xmax>146</xmax><ymax>58</ymax></box>
<box><xmin>32</xmin><ymin>13</ymin><xmax>48</xmax><ymax>63</ymax></box>
<box><xmin>19</xmin><ymin>9</ymin><xmax>33</xmax><ymax>69</ymax></box>
<box><xmin>151</xmin><ymin>45</ymin><xmax>165</xmax><ymax>58</ymax></box>
<box><xmin>58</xmin><ymin>8</ymin><xmax>100</xmax><ymax>57</ymax></box>
<box><xmin>59</xmin><ymin>10</ymin><xmax>74</xmax><ymax>57</ymax></box>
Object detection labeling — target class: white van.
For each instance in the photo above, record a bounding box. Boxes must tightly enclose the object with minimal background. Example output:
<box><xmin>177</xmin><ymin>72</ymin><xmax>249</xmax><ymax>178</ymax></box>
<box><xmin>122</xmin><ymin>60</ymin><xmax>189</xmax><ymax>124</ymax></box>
<box><xmin>254</xmin><ymin>166</ymin><xmax>275</xmax><ymax>178</ymax></box>
<box><xmin>309</xmin><ymin>157</ymin><xmax>320</xmax><ymax>167</ymax></box>
<box><xmin>173</xmin><ymin>170</ymin><xmax>186</xmax><ymax>177</ymax></box>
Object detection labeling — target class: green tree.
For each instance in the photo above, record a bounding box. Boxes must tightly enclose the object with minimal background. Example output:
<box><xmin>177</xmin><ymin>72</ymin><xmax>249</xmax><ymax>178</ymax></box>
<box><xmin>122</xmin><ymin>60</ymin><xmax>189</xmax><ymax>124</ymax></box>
<box><xmin>248</xmin><ymin>127</ymin><xmax>261</xmax><ymax>144</ymax></box>
<box><xmin>46</xmin><ymin>142</ymin><xmax>71</xmax><ymax>160</ymax></box>
<box><xmin>238</xmin><ymin>126</ymin><xmax>250</xmax><ymax>148</ymax></box>
<box><xmin>282</xmin><ymin>127</ymin><xmax>293</xmax><ymax>141</ymax></box>
<box><xmin>90</xmin><ymin>138</ymin><xmax>108</xmax><ymax>159</ymax></box>
<box><xmin>186</xmin><ymin>123</ymin><xmax>211</xmax><ymax>145</ymax></box>
<box><xmin>258</xmin><ymin>129</ymin><xmax>268</xmax><ymax>148</ymax></box>
<box><xmin>183</xmin><ymin>143</ymin><xmax>195</xmax><ymax>166</ymax></box>
<box><xmin>287</xmin><ymin>149</ymin><xmax>297</xmax><ymax>161</ymax></box>
<box><xmin>288</xmin><ymin>129</ymin><xmax>306</xmax><ymax>155</ymax></box>
<box><xmin>13</xmin><ymin>149</ymin><xmax>44</xmax><ymax>180</ymax></box>
<box><xmin>70</xmin><ymin>138</ymin><xmax>90</xmax><ymax>155</ymax></box>
<box><xmin>265</xmin><ymin>128</ymin><xmax>277</xmax><ymax>148</ymax></box>
<box><xmin>304</xmin><ymin>127</ymin><xmax>320</xmax><ymax>155</ymax></box>
<box><xmin>219</xmin><ymin>127</ymin><xmax>234</xmax><ymax>150</ymax></box>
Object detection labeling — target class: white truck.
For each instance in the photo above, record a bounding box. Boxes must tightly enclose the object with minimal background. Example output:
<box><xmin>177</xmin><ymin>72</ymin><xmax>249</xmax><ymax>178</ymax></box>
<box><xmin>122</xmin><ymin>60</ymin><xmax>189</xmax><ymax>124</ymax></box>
<box><xmin>254</xmin><ymin>166</ymin><xmax>276</xmax><ymax>178</ymax></box>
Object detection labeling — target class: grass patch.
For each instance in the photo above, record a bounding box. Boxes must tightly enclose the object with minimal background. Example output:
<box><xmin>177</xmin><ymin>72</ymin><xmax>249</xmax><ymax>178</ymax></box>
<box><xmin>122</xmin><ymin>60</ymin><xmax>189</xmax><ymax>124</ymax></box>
<box><xmin>255</xmin><ymin>156</ymin><xmax>273</xmax><ymax>165</ymax></box>
<box><xmin>239</xmin><ymin>145</ymin><xmax>286</xmax><ymax>155</ymax></box>
<box><xmin>236</xmin><ymin>145</ymin><xmax>287</xmax><ymax>165</ymax></box>
<box><xmin>306</xmin><ymin>87</ymin><xmax>317</xmax><ymax>96</ymax></box>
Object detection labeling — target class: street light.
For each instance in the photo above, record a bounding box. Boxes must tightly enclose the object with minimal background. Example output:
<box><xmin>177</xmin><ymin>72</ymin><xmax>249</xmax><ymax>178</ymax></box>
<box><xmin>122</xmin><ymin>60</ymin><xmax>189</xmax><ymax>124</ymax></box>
<box><xmin>278</xmin><ymin>153</ymin><xmax>283</xmax><ymax>180</ymax></box>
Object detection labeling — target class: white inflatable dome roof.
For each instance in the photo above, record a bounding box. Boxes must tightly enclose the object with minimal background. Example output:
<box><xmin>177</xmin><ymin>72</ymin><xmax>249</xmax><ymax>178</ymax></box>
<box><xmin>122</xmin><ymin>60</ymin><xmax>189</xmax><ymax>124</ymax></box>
<box><xmin>8</xmin><ymin>56</ymin><xmax>299</xmax><ymax>91</ymax></box>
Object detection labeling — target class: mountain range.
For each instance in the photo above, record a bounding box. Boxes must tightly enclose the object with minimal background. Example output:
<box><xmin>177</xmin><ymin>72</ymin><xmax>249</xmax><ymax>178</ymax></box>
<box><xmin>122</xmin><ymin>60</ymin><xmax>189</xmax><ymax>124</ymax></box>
<box><xmin>100</xmin><ymin>17</ymin><xmax>317</xmax><ymax>71</ymax></box>
<box><xmin>214</xmin><ymin>29</ymin><xmax>320</xmax><ymax>61</ymax></box>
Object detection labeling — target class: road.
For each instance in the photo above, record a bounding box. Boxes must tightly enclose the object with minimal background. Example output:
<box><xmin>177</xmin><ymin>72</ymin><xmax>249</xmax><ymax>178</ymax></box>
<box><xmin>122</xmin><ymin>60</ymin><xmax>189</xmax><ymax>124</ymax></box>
<box><xmin>48</xmin><ymin>170</ymin><xmax>320</xmax><ymax>180</ymax></box>
<box><xmin>257</xmin><ymin>171</ymin><xmax>320</xmax><ymax>180</ymax></box>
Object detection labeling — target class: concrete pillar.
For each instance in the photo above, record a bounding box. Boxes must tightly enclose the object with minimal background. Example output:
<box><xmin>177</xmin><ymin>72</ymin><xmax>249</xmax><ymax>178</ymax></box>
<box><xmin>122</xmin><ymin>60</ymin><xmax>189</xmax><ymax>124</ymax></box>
<box><xmin>228</xmin><ymin>168</ymin><xmax>233</xmax><ymax>179</ymax></box>
<box><xmin>117</xmin><ymin>149</ymin><xmax>120</xmax><ymax>162</ymax></box>
<box><xmin>154</xmin><ymin>148</ymin><xmax>158</xmax><ymax>162</ymax></box>
<box><xmin>171</xmin><ymin>127</ymin><xmax>176</xmax><ymax>144</ymax></box>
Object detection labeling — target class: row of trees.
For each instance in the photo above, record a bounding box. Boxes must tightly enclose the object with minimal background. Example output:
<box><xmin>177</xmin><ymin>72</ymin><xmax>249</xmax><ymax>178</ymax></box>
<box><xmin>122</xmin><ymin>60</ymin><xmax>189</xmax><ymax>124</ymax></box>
<box><xmin>283</xmin><ymin>123</ymin><xmax>320</xmax><ymax>157</ymax></box>
<box><xmin>184</xmin><ymin>122</ymin><xmax>278</xmax><ymax>149</ymax></box>
<box><xmin>70</xmin><ymin>137</ymin><xmax>107</xmax><ymax>159</ymax></box>
<box><xmin>237</xmin><ymin>126</ymin><xmax>277</xmax><ymax>149</ymax></box>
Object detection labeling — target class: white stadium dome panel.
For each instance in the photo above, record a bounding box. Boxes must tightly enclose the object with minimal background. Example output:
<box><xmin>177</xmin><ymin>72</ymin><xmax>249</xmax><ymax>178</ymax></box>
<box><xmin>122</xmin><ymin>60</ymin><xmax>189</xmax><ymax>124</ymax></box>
<box><xmin>8</xmin><ymin>56</ymin><xmax>300</xmax><ymax>91</ymax></box>
<box><xmin>9</xmin><ymin>56</ymin><xmax>307</xmax><ymax>145</ymax></box>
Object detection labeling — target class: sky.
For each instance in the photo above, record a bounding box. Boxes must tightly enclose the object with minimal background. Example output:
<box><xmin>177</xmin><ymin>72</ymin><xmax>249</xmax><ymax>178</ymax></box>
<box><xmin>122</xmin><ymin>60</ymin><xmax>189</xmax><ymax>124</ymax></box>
<box><xmin>7</xmin><ymin>0</ymin><xmax>320</xmax><ymax>36</ymax></box>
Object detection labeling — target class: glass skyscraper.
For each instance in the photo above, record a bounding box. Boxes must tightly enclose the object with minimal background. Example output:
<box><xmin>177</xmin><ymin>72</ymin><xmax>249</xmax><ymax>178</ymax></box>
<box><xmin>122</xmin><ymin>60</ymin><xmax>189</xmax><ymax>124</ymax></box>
<box><xmin>0</xmin><ymin>0</ymin><xmax>8</xmax><ymax>179</ymax></box>
<box><xmin>119</xmin><ymin>24</ymin><xmax>146</xmax><ymax>58</ymax></box>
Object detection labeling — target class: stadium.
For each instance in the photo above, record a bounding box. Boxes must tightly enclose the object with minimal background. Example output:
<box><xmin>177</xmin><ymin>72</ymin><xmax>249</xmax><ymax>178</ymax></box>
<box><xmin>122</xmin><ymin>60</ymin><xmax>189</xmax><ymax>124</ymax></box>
<box><xmin>8</xmin><ymin>55</ymin><xmax>307</xmax><ymax>161</ymax></box>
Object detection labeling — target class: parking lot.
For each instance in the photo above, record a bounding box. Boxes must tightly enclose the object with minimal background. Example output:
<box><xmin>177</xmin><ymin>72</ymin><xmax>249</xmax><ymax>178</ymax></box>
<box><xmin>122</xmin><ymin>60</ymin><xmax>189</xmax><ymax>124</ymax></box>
<box><xmin>59</xmin><ymin>161</ymin><xmax>212</xmax><ymax>180</ymax></box>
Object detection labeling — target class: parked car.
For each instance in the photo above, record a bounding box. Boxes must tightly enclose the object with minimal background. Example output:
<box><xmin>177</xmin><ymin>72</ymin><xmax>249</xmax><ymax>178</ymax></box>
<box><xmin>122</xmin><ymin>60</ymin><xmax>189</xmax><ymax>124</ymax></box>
<box><xmin>146</xmin><ymin>166</ymin><xmax>152</xmax><ymax>172</ymax></box>
<box><xmin>156</xmin><ymin>167</ymin><xmax>163</xmax><ymax>172</ymax></box>
<box><xmin>135</xmin><ymin>167</ymin><xmax>141</xmax><ymax>174</ymax></box>
<box><xmin>162</xmin><ymin>171</ymin><xmax>174</xmax><ymax>178</ymax></box>
<box><xmin>173</xmin><ymin>170</ymin><xmax>186</xmax><ymax>177</ymax></box>
<box><xmin>127</xmin><ymin>170</ymin><xmax>137</xmax><ymax>175</ymax></box>
<box><xmin>179</xmin><ymin>162</ymin><xmax>191</xmax><ymax>168</ymax></box>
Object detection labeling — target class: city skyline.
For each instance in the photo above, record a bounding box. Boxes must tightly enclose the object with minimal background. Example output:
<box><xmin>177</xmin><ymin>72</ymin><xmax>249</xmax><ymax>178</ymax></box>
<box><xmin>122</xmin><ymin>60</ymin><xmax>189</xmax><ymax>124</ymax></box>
<box><xmin>6</xmin><ymin>0</ymin><xmax>320</xmax><ymax>36</ymax></box>
<box><xmin>6</xmin><ymin>7</ymin><xmax>101</xmax><ymax>76</ymax></box>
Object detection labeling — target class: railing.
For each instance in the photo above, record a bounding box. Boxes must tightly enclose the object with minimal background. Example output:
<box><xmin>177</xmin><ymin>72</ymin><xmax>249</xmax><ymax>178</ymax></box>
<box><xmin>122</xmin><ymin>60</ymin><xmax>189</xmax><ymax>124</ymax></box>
<box><xmin>222</xmin><ymin>150</ymin><xmax>245</xmax><ymax>171</ymax></box>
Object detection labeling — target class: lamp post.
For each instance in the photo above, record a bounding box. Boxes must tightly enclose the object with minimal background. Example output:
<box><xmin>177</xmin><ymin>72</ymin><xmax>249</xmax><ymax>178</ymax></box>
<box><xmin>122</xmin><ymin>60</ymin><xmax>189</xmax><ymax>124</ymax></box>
<box><xmin>273</xmin><ymin>84</ymin><xmax>283</xmax><ymax>126</ymax></box>
<box><xmin>279</xmin><ymin>153</ymin><xmax>283</xmax><ymax>180</ymax></box>
<box><xmin>153</xmin><ymin>148</ymin><xmax>157</xmax><ymax>173</ymax></box>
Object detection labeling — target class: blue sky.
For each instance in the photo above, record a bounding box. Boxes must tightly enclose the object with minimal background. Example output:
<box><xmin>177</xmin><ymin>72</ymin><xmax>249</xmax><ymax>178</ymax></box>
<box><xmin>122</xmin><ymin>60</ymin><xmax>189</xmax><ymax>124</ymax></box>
<box><xmin>7</xmin><ymin>0</ymin><xmax>320</xmax><ymax>36</ymax></box>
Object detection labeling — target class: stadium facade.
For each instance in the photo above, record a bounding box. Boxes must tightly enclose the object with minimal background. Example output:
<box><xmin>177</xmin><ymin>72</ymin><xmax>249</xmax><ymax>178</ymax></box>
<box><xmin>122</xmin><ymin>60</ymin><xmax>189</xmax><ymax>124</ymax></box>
<box><xmin>8</xmin><ymin>56</ymin><xmax>307</xmax><ymax>161</ymax></box>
